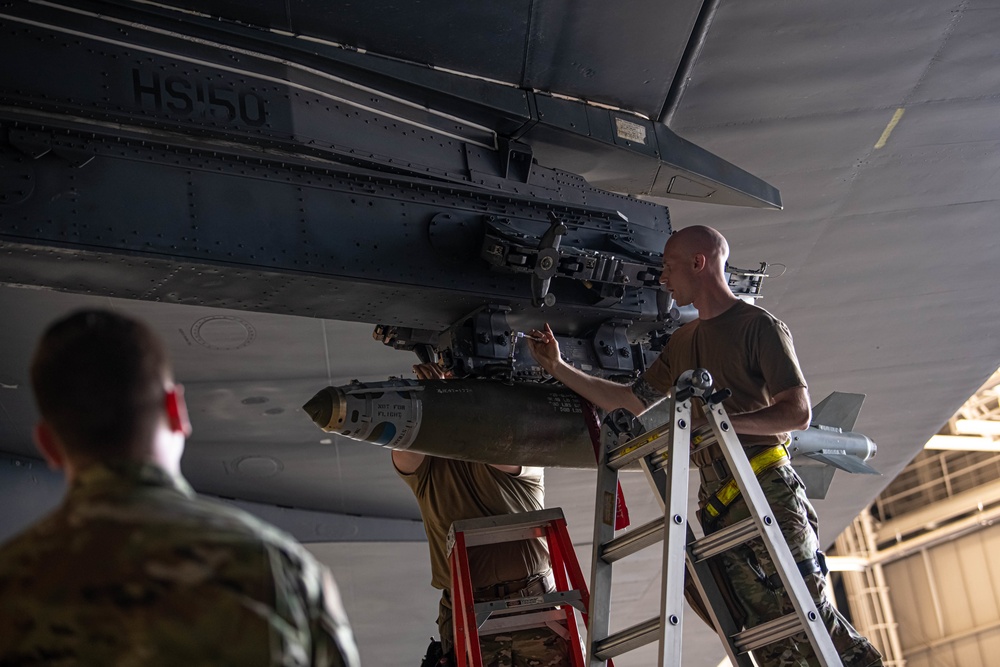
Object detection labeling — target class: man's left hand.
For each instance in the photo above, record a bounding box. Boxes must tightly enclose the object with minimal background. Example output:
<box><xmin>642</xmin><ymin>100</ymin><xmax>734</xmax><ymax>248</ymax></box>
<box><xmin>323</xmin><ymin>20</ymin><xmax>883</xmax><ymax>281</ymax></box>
<box><xmin>414</xmin><ymin>363</ymin><xmax>452</xmax><ymax>380</ymax></box>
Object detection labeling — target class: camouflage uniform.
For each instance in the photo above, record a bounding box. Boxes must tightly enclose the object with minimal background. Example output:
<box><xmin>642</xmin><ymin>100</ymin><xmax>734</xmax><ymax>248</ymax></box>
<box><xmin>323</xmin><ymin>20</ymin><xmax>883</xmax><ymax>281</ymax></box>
<box><xmin>638</xmin><ymin>301</ymin><xmax>883</xmax><ymax>667</ymax></box>
<box><xmin>702</xmin><ymin>466</ymin><xmax>882</xmax><ymax>667</ymax></box>
<box><xmin>479</xmin><ymin>627</ymin><xmax>572</xmax><ymax>667</ymax></box>
<box><xmin>0</xmin><ymin>462</ymin><xmax>360</xmax><ymax>667</ymax></box>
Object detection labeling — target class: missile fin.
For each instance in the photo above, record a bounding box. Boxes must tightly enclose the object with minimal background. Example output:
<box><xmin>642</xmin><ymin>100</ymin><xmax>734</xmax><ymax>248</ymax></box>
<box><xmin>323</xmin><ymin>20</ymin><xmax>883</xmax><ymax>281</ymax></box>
<box><xmin>811</xmin><ymin>392</ymin><xmax>865</xmax><ymax>432</ymax></box>
<box><xmin>792</xmin><ymin>464</ymin><xmax>836</xmax><ymax>500</ymax></box>
<box><xmin>804</xmin><ymin>451</ymin><xmax>881</xmax><ymax>475</ymax></box>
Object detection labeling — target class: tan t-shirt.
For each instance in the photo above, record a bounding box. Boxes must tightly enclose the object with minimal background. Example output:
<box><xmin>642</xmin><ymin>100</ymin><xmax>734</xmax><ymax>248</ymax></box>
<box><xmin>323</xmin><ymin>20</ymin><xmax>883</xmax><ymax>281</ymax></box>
<box><xmin>641</xmin><ymin>301</ymin><xmax>807</xmax><ymax>465</ymax></box>
<box><xmin>397</xmin><ymin>457</ymin><xmax>548</xmax><ymax>590</ymax></box>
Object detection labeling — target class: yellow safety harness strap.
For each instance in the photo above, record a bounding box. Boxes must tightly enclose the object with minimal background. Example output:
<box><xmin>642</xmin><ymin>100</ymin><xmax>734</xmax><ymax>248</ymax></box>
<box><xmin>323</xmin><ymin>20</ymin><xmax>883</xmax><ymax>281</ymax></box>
<box><xmin>703</xmin><ymin>444</ymin><xmax>789</xmax><ymax>519</ymax></box>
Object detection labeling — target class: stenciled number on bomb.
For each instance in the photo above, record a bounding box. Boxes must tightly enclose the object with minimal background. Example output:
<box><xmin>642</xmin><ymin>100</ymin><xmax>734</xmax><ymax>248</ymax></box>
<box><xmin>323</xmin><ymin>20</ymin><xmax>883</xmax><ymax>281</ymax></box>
<box><xmin>546</xmin><ymin>395</ymin><xmax>581</xmax><ymax>414</ymax></box>
<box><xmin>131</xmin><ymin>69</ymin><xmax>267</xmax><ymax>127</ymax></box>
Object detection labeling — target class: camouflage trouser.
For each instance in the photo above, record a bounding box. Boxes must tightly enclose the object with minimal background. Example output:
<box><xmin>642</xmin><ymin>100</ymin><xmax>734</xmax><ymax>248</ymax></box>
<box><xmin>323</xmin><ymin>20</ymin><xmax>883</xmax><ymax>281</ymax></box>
<box><xmin>700</xmin><ymin>464</ymin><xmax>884</xmax><ymax>667</ymax></box>
<box><xmin>479</xmin><ymin>629</ymin><xmax>571</xmax><ymax>667</ymax></box>
<box><xmin>438</xmin><ymin>589</ymin><xmax>572</xmax><ymax>666</ymax></box>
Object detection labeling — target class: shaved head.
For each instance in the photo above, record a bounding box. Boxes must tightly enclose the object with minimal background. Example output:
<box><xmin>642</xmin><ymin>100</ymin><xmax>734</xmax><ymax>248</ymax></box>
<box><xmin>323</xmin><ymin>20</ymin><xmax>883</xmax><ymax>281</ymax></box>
<box><xmin>659</xmin><ymin>225</ymin><xmax>736</xmax><ymax>311</ymax></box>
<box><xmin>666</xmin><ymin>225</ymin><xmax>729</xmax><ymax>272</ymax></box>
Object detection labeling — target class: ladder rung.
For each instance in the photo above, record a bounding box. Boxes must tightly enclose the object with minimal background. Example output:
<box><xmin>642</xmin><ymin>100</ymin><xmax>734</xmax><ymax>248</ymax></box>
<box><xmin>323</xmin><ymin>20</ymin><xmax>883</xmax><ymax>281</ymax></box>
<box><xmin>460</xmin><ymin>524</ymin><xmax>546</xmax><ymax>548</ymax></box>
<box><xmin>592</xmin><ymin>617</ymin><xmax>662</xmax><ymax>661</ymax></box>
<box><xmin>606</xmin><ymin>425</ymin><xmax>672</xmax><ymax>470</ymax></box>
<box><xmin>690</xmin><ymin>517</ymin><xmax>758</xmax><ymax>561</ymax></box>
<box><xmin>448</xmin><ymin>508</ymin><xmax>565</xmax><ymax>550</ymax></box>
<box><xmin>479</xmin><ymin>609</ymin><xmax>571</xmax><ymax>636</ymax></box>
<box><xmin>451</xmin><ymin>507</ymin><xmax>565</xmax><ymax>534</ymax></box>
<box><xmin>733</xmin><ymin>613</ymin><xmax>804</xmax><ymax>653</ymax></box>
<box><xmin>600</xmin><ymin>517</ymin><xmax>665</xmax><ymax>563</ymax></box>
<box><xmin>474</xmin><ymin>590</ymin><xmax>586</xmax><ymax>627</ymax></box>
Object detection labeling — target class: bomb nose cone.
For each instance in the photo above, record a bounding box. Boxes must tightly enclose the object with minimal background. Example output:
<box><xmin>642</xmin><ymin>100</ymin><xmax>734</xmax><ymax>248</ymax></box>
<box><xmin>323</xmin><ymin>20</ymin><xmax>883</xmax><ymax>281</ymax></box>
<box><xmin>302</xmin><ymin>386</ymin><xmax>344</xmax><ymax>431</ymax></box>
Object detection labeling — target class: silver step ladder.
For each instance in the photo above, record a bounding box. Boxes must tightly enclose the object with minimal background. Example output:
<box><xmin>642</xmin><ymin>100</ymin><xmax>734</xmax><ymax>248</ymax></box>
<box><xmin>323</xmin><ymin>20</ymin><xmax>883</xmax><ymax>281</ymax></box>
<box><xmin>586</xmin><ymin>368</ymin><xmax>844</xmax><ymax>667</ymax></box>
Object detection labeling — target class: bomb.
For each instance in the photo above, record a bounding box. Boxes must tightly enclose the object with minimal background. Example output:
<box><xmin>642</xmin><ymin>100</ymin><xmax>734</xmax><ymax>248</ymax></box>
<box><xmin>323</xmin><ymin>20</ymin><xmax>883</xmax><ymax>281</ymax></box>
<box><xmin>303</xmin><ymin>378</ymin><xmax>598</xmax><ymax>468</ymax></box>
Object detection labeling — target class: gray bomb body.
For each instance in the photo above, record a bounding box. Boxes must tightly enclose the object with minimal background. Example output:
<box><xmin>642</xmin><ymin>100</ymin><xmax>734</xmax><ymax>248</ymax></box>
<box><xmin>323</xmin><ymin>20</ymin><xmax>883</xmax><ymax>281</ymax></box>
<box><xmin>304</xmin><ymin>380</ymin><xmax>879</xmax><ymax>479</ymax></box>
<box><xmin>304</xmin><ymin>378</ymin><xmax>598</xmax><ymax>468</ymax></box>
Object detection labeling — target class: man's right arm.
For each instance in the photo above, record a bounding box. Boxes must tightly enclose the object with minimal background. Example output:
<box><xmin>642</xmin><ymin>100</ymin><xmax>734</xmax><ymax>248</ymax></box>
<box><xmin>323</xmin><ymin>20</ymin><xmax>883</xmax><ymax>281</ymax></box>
<box><xmin>391</xmin><ymin>450</ymin><xmax>425</xmax><ymax>475</ymax></box>
<box><xmin>527</xmin><ymin>324</ymin><xmax>649</xmax><ymax>415</ymax></box>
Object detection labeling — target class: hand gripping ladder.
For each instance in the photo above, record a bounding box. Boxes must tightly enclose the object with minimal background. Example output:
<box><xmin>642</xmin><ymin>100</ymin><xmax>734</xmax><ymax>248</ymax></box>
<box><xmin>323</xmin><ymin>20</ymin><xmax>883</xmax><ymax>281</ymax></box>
<box><xmin>447</xmin><ymin>508</ymin><xmax>592</xmax><ymax>667</ymax></box>
<box><xmin>586</xmin><ymin>369</ymin><xmax>844</xmax><ymax>666</ymax></box>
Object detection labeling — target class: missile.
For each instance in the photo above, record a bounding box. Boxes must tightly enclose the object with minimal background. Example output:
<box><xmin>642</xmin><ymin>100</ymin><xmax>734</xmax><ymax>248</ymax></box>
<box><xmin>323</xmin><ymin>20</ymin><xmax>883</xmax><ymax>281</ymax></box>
<box><xmin>303</xmin><ymin>380</ymin><xmax>880</xmax><ymax>496</ymax></box>
<box><xmin>786</xmin><ymin>391</ymin><xmax>881</xmax><ymax>499</ymax></box>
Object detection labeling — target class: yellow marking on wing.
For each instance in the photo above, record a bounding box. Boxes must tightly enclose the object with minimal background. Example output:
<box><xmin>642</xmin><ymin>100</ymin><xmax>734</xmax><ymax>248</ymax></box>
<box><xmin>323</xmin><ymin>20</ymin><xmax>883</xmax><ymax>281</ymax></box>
<box><xmin>875</xmin><ymin>108</ymin><xmax>905</xmax><ymax>149</ymax></box>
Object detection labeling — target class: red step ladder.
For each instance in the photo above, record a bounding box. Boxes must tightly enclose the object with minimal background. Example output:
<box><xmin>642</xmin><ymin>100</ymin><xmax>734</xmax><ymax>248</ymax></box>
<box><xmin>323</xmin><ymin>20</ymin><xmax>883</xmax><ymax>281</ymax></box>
<box><xmin>447</xmin><ymin>508</ymin><xmax>600</xmax><ymax>667</ymax></box>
